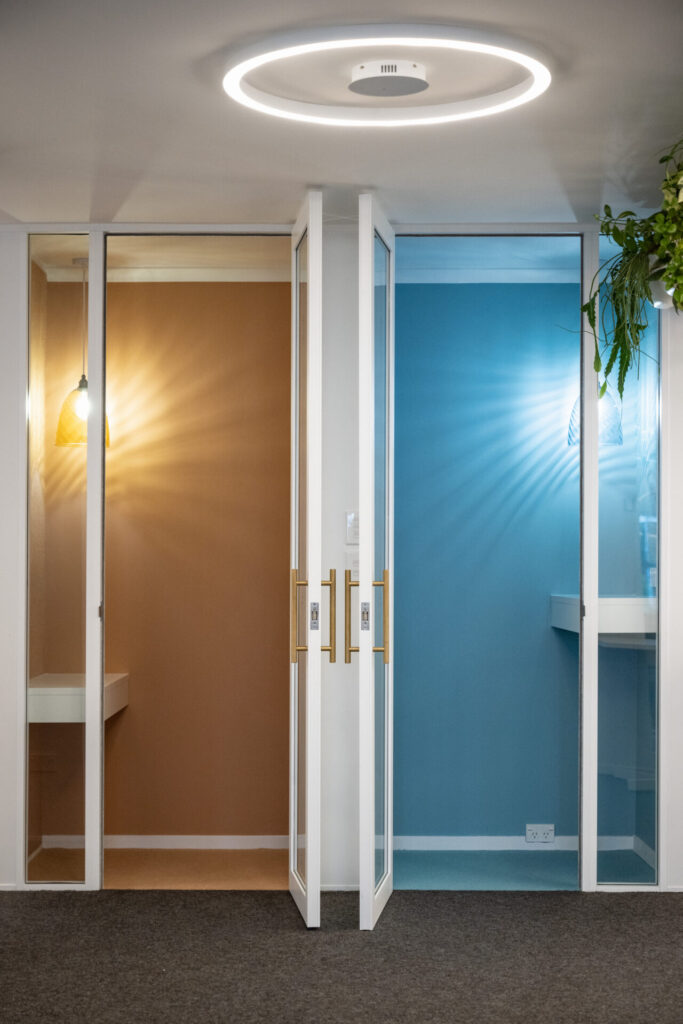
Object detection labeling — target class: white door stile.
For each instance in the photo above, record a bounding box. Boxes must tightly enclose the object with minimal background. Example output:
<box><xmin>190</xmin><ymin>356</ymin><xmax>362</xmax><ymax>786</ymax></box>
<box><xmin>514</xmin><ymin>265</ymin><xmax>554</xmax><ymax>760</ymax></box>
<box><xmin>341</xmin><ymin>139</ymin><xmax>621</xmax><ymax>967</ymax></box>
<box><xmin>358</xmin><ymin>194</ymin><xmax>395</xmax><ymax>930</ymax></box>
<box><xmin>580</xmin><ymin>229</ymin><xmax>600</xmax><ymax>892</ymax></box>
<box><xmin>84</xmin><ymin>232</ymin><xmax>105</xmax><ymax>890</ymax></box>
<box><xmin>289</xmin><ymin>192</ymin><xmax>323</xmax><ymax>927</ymax></box>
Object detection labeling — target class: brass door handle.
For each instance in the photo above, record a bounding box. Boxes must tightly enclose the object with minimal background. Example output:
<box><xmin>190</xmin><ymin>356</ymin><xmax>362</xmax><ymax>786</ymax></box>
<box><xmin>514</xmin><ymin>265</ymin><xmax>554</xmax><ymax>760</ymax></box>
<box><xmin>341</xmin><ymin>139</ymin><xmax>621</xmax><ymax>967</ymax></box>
<box><xmin>322</xmin><ymin>569</ymin><xmax>336</xmax><ymax>663</ymax></box>
<box><xmin>290</xmin><ymin>569</ymin><xmax>308</xmax><ymax>664</ymax></box>
<box><xmin>344</xmin><ymin>569</ymin><xmax>359</xmax><ymax>663</ymax></box>
<box><xmin>372</xmin><ymin>569</ymin><xmax>390</xmax><ymax>665</ymax></box>
<box><xmin>345</xmin><ymin>568</ymin><xmax>389</xmax><ymax>665</ymax></box>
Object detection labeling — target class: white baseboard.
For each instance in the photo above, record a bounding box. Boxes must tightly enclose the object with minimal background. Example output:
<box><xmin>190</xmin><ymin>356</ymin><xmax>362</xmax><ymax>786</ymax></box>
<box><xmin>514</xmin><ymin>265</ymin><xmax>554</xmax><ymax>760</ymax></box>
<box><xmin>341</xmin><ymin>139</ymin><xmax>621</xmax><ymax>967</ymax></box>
<box><xmin>104</xmin><ymin>835</ymin><xmax>288</xmax><ymax>850</ymax></box>
<box><xmin>393</xmin><ymin>835</ymin><xmax>655</xmax><ymax>862</ymax></box>
<box><xmin>40</xmin><ymin>835</ymin><xmax>288</xmax><ymax>850</ymax></box>
<box><xmin>321</xmin><ymin>884</ymin><xmax>360</xmax><ymax>891</ymax></box>
<box><xmin>393</xmin><ymin>835</ymin><xmax>579</xmax><ymax>852</ymax></box>
<box><xmin>42</xmin><ymin>835</ymin><xmax>84</xmax><ymax>849</ymax></box>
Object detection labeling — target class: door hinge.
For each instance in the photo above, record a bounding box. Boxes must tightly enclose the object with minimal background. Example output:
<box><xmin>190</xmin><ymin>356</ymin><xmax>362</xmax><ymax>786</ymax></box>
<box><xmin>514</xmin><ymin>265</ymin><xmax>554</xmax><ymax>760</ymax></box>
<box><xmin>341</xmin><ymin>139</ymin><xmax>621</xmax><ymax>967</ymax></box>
<box><xmin>98</xmin><ymin>602</ymin><xmax>103</xmax><ymax>619</ymax></box>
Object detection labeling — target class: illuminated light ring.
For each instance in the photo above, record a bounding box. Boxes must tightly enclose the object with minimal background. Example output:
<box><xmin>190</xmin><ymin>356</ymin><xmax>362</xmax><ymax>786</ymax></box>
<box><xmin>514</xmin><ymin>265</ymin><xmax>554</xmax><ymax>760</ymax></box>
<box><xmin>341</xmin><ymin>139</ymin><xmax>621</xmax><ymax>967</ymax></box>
<box><xmin>222</xmin><ymin>26</ymin><xmax>552</xmax><ymax>128</ymax></box>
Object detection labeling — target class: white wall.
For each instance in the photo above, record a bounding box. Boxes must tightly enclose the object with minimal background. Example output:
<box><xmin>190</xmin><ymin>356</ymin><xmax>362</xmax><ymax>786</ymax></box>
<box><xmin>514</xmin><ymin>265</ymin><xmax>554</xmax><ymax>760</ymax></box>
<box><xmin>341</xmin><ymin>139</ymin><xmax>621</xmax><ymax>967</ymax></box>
<box><xmin>320</xmin><ymin>223</ymin><xmax>359</xmax><ymax>889</ymax></box>
<box><xmin>0</xmin><ymin>233</ymin><xmax>28</xmax><ymax>889</ymax></box>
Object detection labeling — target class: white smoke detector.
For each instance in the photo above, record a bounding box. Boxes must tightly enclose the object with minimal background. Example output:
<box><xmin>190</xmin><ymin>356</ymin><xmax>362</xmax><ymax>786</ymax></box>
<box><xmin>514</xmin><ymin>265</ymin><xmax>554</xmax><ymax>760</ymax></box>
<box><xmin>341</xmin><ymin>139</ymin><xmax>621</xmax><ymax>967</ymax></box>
<box><xmin>349</xmin><ymin>60</ymin><xmax>428</xmax><ymax>96</ymax></box>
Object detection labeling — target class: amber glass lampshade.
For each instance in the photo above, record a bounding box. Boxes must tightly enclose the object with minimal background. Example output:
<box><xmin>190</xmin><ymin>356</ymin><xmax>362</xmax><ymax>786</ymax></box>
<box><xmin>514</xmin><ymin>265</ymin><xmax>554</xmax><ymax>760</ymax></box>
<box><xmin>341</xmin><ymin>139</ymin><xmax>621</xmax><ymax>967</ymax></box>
<box><xmin>55</xmin><ymin>374</ymin><xmax>110</xmax><ymax>447</ymax></box>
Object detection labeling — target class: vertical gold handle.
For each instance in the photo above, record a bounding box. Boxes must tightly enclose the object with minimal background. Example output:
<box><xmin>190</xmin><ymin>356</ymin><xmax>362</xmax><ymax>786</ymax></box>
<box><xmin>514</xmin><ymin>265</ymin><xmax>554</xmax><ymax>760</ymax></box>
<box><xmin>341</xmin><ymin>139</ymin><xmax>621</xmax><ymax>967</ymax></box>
<box><xmin>290</xmin><ymin>569</ymin><xmax>308</xmax><ymax>664</ymax></box>
<box><xmin>372</xmin><ymin>569</ymin><xmax>390</xmax><ymax>665</ymax></box>
<box><xmin>322</xmin><ymin>569</ymin><xmax>336</xmax><ymax>663</ymax></box>
<box><xmin>345</xmin><ymin>569</ymin><xmax>359</xmax><ymax>663</ymax></box>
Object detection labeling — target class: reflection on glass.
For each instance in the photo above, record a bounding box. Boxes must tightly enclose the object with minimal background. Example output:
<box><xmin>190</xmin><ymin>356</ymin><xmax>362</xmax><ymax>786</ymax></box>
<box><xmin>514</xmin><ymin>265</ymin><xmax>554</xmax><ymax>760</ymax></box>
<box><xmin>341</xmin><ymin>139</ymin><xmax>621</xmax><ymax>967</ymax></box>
<box><xmin>374</xmin><ymin>232</ymin><xmax>389</xmax><ymax>890</ymax></box>
<box><xmin>295</xmin><ymin>232</ymin><xmax>308</xmax><ymax>885</ymax></box>
<box><xmin>597</xmin><ymin>243</ymin><xmax>658</xmax><ymax>883</ymax></box>
<box><xmin>26</xmin><ymin>235</ymin><xmax>88</xmax><ymax>883</ymax></box>
<box><xmin>393</xmin><ymin>235</ymin><xmax>581</xmax><ymax>891</ymax></box>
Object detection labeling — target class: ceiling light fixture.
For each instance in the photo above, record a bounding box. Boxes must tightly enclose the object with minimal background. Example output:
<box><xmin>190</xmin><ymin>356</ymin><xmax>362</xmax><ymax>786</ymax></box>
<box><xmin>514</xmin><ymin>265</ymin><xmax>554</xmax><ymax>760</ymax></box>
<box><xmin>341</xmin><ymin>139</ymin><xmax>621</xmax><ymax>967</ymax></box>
<box><xmin>222</xmin><ymin>25</ymin><xmax>552</xmax><ymax>128</ymax></box>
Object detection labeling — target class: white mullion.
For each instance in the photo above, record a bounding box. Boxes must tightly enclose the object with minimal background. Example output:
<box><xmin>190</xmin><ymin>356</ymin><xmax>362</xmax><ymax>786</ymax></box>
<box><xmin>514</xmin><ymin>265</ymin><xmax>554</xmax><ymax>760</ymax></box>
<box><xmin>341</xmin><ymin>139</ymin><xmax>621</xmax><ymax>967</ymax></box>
<box><xmin>580</xmin><ymin>230</ymin><xmax>600</xmax><ymax>891</ymax></box>
<box><xmin>84</xmin><ymin>232</ymin><xmax>105</xmax><ymax>890</ymax></box>
<box><xmin>658</xmin><ymin>306</ymin><xmax>675</xmax><ymax>891</ymax></box>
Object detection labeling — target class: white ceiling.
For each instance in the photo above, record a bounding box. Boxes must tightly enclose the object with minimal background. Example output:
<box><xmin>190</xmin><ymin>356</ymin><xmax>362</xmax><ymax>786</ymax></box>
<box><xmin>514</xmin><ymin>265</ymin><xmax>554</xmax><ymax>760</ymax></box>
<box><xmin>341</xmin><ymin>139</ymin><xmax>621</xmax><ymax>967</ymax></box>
<box><xmin>1</xmin><ymin>0</ymin><xmax>681</xmax><ymax>226</ymax></box>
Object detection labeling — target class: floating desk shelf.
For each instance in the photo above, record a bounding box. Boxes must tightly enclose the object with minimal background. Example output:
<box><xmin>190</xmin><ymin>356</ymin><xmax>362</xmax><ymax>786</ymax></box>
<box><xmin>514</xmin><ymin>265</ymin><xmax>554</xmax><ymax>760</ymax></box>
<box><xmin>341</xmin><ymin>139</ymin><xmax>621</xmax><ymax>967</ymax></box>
<box><xmin>550</xmin><ymin>594</ymin><xmax>657</xmax><ymax>648</ymax></box>
<box><xmin>27</xmin><ymin>673</ymin><xmax>129</xmax><ymax>724</ymax></box>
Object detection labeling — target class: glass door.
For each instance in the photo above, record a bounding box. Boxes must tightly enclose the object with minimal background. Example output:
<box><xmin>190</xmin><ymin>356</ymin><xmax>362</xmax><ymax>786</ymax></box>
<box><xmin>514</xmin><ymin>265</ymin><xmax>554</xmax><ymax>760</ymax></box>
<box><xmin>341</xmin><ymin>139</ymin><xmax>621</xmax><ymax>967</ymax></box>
<box><xmin>24</xmin><ymin>232</ymin><xmax>105</xmax><ymax>889</ymax></box>
<box><xmin>290</xmin><ymin>192</ymin><xmax>323</xmax><ymax>926</ymax></box>
<box><xmin>357</xmin><ymin>194</ymin><xmax>395</xmax><ymax>930</ymax></box>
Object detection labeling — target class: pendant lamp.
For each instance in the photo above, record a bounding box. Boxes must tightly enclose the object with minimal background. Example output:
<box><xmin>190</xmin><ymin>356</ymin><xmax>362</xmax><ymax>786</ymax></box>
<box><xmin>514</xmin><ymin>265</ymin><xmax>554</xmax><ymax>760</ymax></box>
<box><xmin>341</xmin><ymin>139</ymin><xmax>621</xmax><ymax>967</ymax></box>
<box><xmin>55</xmin><ymin>258</ymin><xmax>110</xmax><ymax>447</ymax></box>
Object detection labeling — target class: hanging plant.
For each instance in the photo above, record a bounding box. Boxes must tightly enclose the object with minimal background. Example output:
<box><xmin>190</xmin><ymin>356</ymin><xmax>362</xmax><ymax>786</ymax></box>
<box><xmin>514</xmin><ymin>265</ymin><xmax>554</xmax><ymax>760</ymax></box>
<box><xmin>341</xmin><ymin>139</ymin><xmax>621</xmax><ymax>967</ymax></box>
<box><xmin>583</xmin><ymin>137</ymin><xmax>683</xmax><ymax>397</ymax></box>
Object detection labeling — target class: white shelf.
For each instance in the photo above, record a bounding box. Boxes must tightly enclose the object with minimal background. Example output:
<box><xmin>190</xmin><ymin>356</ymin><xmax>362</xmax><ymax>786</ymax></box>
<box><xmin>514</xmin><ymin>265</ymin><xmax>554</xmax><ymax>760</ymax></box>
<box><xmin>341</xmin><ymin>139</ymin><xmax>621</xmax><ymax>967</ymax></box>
<box><xmin>550</xmin><ymin>594</ymin><xmax>657</xmax><ymax>636</ymax></box>
<box><xmin>27</xmin><ymin>673</ymin><xmax>129</xmax><ymax>724</ymax></box>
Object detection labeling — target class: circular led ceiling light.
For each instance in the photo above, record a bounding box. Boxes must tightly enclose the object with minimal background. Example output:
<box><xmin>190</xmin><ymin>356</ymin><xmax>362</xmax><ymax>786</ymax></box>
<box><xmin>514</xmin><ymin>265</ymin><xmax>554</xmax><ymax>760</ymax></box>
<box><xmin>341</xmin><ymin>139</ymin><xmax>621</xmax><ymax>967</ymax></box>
<box><xmin>222</xmin><ymin>24</ymin><xmax>552</xmax><ymax>128</ymax></box>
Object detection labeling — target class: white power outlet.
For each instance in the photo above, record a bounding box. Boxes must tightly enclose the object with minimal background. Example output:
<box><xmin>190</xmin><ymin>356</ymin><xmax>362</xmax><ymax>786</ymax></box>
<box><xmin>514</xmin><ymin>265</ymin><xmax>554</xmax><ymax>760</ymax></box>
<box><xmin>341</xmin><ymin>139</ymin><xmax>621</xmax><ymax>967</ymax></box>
<box><xmin>526</xmin><ymin>824</ymin><xmax>555</xmax><ymax>844</ymax></box>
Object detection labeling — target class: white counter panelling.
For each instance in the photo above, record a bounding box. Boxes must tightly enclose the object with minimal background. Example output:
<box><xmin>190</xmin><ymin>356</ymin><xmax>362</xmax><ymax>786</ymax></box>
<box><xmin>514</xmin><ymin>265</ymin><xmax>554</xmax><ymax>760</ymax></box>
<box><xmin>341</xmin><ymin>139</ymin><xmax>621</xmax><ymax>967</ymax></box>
<box><xmin>27</xmin><ymin>673</ymin><xmax>129</xmax><ymax>723</ymax></box>
<box><xmin>550</xmin><ymin>594</ymin><xmax>657</xmax><ymax>635</ymax></box>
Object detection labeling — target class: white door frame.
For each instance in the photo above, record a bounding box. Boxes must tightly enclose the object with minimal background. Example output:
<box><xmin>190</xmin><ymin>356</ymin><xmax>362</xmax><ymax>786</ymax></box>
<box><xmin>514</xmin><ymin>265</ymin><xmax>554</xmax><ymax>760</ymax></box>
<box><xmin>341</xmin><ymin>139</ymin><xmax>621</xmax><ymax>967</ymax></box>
<box><xmin>3</xmin><ymin>221</ymin><xmax>292</xmax><ymax>892</ymax></box>
<box><xmin>358</xmin><ymin>194</ymin><xmax>395</xmax><ymax>929</ymax></box>
<box><xmin>388</xmin><ymin>223</ymin><xmax>667</xmax><ymax>894</ymax></box>
<box><xmin>0</xmin><ymin>217</ymin><xmax>677</xmax><ymax>895</ymax></box>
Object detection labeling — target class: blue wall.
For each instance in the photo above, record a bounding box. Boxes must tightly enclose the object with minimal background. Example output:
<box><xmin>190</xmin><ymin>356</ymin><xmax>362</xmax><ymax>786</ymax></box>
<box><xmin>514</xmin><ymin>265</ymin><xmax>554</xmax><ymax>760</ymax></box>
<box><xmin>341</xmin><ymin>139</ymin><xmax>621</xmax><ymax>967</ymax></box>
<box><xmin>394</xmin><ymin>283</ymin><xmax>581</xmax><ymax>837</ymax></box>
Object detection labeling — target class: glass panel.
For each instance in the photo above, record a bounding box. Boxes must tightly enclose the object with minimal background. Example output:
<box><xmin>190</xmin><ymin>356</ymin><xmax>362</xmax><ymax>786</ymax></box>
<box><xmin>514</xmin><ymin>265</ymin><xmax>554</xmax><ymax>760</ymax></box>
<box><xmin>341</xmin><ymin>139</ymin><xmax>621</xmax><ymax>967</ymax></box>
<box><xmin>374</xmin><ymin>231</ymin><xmax>389</xmax><ymax>890</ymax></box>
<box><xmin>295</xmin><ymin>232</ymin><xmax>308</xmax><ymax>885</ymax></box>
<box><xmin>101</xmin><ymin>235</ymin><xmax>292</xmax><ymax>888</ymax></box>
<box><xmin>393</xmin><ymin>235</ymin><xmax>581</xmax><ymax>891</ymax></box>
<box><xmin>26</xmin><ymin>234</ymin><xmax>89</xmax><ymax>883</ymax></box>
<box><xmin>597</xmin><ymin>239</ymin><xmax>659</xmax><ymax>884</ymax></box>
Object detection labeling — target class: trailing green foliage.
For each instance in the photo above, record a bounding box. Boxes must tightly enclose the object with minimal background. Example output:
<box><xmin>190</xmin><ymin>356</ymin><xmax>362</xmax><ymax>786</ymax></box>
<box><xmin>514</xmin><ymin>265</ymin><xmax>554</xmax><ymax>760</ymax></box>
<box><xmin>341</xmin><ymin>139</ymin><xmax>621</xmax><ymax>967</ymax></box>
<box><xmin>583</xmin><ymin>137</ymin><xmax>683</xmax><ymax>397</ymax></box>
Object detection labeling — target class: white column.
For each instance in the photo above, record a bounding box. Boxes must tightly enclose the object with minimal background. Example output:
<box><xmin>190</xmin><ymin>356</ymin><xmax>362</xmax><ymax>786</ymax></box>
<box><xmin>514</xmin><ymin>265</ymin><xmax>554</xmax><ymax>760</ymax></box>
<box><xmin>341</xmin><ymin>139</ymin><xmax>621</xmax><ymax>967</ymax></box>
<box><xmin>321</xmin><ymin>221</ymin><xmax>360</xmax><ymax>889</ymax></box>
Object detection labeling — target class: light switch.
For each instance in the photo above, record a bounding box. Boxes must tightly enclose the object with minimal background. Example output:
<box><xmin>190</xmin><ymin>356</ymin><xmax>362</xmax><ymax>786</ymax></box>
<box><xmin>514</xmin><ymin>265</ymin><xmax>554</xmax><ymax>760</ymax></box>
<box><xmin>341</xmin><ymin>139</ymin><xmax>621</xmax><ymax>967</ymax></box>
<box><xmin>345</xmin><ymin>510</ymin><xmax>359</xmax><ymax>545</ymax></box>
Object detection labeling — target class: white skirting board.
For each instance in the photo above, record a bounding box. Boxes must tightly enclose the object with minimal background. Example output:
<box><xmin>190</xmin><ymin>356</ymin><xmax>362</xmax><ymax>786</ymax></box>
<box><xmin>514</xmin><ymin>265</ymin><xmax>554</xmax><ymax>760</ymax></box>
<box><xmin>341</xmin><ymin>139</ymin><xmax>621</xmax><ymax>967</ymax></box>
<box><xmin>393</xmin><ymin>835</ymin><xmax>656</xmax><ymax>865</ymax></box>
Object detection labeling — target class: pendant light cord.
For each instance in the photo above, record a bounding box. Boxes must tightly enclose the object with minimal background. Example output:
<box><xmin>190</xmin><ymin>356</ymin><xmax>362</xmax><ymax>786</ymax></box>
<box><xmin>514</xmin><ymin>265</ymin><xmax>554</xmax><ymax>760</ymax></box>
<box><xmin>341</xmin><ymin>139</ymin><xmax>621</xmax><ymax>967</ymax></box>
<box><xmin>81</xmin><ymin>263</ymin><xmax>87</xmax><ymax>379</ymax></box>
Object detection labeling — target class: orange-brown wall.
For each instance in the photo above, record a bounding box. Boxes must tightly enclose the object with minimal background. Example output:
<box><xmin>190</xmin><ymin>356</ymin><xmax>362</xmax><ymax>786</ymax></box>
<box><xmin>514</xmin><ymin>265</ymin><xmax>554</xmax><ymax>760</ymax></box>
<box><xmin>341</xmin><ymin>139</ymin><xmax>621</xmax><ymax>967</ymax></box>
<box><xmin>28</xmin><ymin>276</ymin><xmax>291</xmax><ymax>843</ymax></box>
<box><xmin>103</xmin><ymin>282</ymin><xmax>291</xmax><ymax>836</ymax></box>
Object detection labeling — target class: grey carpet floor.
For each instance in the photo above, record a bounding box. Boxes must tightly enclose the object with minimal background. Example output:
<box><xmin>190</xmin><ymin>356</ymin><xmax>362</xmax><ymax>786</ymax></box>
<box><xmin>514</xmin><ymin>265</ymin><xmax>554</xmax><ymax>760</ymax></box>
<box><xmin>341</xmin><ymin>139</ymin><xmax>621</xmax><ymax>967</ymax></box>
<box><xmin>2</xmin><ymin>891</ymin><xmax>683</xmax><ymax>1023</ymax></box>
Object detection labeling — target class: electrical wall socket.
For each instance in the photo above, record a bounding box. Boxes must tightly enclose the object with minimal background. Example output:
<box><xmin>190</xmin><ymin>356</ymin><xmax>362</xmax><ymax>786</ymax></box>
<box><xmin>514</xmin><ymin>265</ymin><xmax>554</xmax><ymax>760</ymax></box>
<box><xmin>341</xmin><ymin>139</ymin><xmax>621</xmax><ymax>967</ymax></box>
<box><xmin>526</xmin><ymin>824</ymin><xmax>555</xmax><ymax>844</ymax></box>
